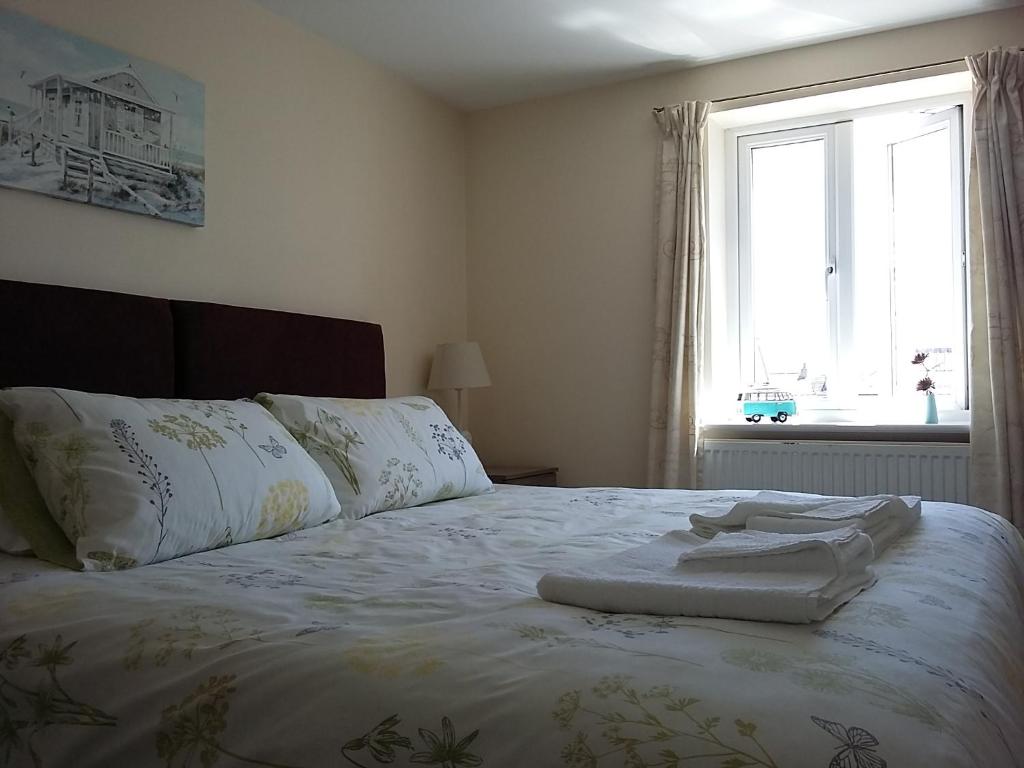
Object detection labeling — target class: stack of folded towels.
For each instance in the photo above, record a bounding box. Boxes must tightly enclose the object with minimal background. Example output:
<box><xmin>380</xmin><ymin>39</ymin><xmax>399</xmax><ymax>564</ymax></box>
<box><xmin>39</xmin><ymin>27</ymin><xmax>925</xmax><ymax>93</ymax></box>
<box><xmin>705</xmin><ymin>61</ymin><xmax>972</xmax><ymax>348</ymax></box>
<box><xmin>689</xmin><ymin>491</ymin><xmax>920</xmax><ymax>554</ymax></box>
<box><xmin>537</xmin><ymin>492</ymin><xmax>921</xmax><ymax>624</ymax></box>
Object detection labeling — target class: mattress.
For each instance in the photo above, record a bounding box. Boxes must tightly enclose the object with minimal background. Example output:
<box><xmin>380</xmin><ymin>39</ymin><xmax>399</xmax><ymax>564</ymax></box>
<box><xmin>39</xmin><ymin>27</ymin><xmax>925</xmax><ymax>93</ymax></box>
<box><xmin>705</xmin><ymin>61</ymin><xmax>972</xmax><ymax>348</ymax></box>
<box><xmin>1</xmin><ymin>485</ymin><xmax>1021</xmax><ymax>767</ymax></box>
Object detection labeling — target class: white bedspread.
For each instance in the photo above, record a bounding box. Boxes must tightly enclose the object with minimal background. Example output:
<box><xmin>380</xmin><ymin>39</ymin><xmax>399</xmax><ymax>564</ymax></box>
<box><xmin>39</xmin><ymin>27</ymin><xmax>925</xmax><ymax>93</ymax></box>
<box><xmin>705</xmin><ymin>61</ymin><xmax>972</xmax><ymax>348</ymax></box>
<box><xmin>1</xmin><ymin>486</ymin><xmax>1021</xmax><ymax>768</ymax></box>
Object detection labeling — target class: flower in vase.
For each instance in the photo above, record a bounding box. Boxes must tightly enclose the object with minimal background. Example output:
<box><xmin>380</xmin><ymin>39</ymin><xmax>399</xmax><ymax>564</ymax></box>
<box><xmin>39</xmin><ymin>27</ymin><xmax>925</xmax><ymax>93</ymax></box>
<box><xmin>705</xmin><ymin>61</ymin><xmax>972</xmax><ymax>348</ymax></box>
<box><xmin>912</xmin><ymin>352</ymin><xmax>937</xmax><ymax>393</ymax></box>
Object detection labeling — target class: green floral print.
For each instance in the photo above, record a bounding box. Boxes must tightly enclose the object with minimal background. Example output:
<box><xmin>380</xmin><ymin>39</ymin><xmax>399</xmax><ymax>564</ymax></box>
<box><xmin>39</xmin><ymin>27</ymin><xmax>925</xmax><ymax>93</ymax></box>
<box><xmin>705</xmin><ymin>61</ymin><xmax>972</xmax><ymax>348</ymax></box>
<box><xmin>188</xmin><ymin>401</ymin><xmax>266</xmax><ymax>468</ymax></box>
<box><xmin>507</xmin><ymin>623</ymin><xmax>702</xmax><ymax>669</ymax></box>
<box><xmin>123</xmin><ymin>606</ymin><xmax>261</xmax><ymax>670</ymax></box>
<box><xmin>721</xmin><ymin>645</ymin><xmax>943</xmax><ymax>728</ymax></box>
<box><xmin>552</xmin><ymin>675</ymin><xmax>778</xmax><ymax>767</ymax></box>
<box><xmin>256</xmin><ymin>480</ymin><xmax>310</xmax><ymax>538</ymax></box>
<box><xmin>379</xmin><ymin>458</ymin><xmax>423</xmax><ymax>510</ymax></box>
<box><xmin>19</xmin><ymin>423</ymin><xmax>94</xmax><ymax>539</ymax></box>
<box><xmin>149</xmin><ymin>414</ymin><xmax>227</xmax><ymax>510</ymax></box>
<box><xmin>430</xmin><ymin>423</ymin><xmax>468</xmax><ymax>493</ymax></box>
<box><xmin>111</xmin><ymin>418</ymin><xmax>173</xmax><ymax>560</ymax></box>
<box><xmin>291</xmin><ymin>408</ymin><xmax>363</xmax><ymax>495</ymax></box>
<box><xmin>342</xmin><ymin>714</ymin><xmax>481</xmax><ymax>768</ymax></box>
<box><xmin>156</xmin><ymin>675</ymin><xmax>296</xmax><ymax>768</ymax></box>
<box><xmin>401</xmin><ymin>401</ymin><xmax>432</xmax><ymax>411</ymax></box>
<box><xmin>0</xmin><ymin>634</ymin><xmax>116</xmax><ymax>767</ymax></box>
<box><xmin>341</xmin><ymin>715</ymin><xmax>411</xmax><ymax>764</ymax></box>
<box><xmin>86</xmin><ymin>550</ymin><xmax>139</xmax><ymax>571</ymax></box>
<box><xmin>391</xmin><ymin>406</ymin><xmax>437</xmax><ymax>482</ymax></box>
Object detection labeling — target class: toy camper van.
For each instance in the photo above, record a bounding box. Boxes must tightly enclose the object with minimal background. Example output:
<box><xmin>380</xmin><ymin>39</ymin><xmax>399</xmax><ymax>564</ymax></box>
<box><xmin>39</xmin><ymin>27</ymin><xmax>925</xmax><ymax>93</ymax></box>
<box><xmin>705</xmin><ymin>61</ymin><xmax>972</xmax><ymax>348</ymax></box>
<box><xmin>737</xmin><ymin>387</ymin><xmax>797</xmax><ymax>423</ymax></box>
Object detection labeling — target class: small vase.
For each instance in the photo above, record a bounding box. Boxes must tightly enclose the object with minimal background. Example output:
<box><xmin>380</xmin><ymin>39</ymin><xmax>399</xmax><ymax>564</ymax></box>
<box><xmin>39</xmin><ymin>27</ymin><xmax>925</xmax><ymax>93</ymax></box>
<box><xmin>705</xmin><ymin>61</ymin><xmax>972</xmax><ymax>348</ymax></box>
<box><xmin>924</xmin><ymin>391</ymin><xmax>939</xmax><ymax>424</ymax></box>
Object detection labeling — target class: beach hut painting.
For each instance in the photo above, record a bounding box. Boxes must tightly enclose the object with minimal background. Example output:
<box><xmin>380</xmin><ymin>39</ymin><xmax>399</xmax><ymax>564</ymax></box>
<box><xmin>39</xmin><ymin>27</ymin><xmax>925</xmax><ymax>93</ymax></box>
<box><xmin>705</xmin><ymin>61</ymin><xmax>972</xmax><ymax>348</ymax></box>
<box><xmin>0</xmin><ymin>9</ymin><xmax>204</xmax><ymax>226</ymax></box>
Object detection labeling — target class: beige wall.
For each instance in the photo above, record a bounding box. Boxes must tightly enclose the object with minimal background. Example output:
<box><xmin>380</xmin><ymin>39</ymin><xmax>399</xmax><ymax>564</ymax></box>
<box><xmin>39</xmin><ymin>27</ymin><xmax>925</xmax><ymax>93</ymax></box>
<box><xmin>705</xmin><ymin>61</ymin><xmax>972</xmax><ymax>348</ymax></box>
<box><xmin>466</xmin><ymin>8</ymin><xmax>1024</xmax><ymax>487</ymax></box>
<box><xmin>0</xmin><ymin>0</ymin><xmax>468</xmax><ymax>397</ymax></box>
<box><xmin>7</xmin><ymin>2</ymin><xmax>1021</xmax><ymax>484</ymax></box>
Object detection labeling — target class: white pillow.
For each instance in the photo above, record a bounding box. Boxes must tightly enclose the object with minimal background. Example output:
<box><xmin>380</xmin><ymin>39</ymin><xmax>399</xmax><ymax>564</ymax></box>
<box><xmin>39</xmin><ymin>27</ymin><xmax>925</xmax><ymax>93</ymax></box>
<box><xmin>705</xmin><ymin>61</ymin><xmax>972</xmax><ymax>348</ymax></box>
<box><xmin>256</xmin><ymin>394</ymin><xmax>492</xmax><ymax>519</ymax></box>
<box><xmin>0</xmin><ymin>411</ymin><xmax>32</xmax><ymax>555</ymax></box>
<box><xmin>0</xmin><ymin>409</ymin><xmax>77</xmax><ymax>568</ymax></box>
<box><xmin>0</xmin><ymin>388</ymin><xmax>341</xmax><ymax>570</ymax></box>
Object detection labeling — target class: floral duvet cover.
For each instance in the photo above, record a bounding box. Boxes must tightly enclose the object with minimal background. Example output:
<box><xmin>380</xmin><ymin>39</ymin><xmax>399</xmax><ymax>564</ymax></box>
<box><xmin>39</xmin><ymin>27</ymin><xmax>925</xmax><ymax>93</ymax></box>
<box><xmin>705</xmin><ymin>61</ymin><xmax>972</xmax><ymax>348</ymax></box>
<box><xmin>1</xmin><ymin>485</ymin><xmax>1022</xmax><ymax>768</ymax></box>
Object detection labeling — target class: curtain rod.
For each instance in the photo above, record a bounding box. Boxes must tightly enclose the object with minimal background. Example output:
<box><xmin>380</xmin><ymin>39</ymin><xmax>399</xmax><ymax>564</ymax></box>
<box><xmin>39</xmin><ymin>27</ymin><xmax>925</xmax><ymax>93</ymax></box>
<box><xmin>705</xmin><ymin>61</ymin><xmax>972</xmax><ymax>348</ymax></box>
<box><xmin>653</xmin><ymin>57</ymin><xmax>967</xmax><ymax>112</ymax></box>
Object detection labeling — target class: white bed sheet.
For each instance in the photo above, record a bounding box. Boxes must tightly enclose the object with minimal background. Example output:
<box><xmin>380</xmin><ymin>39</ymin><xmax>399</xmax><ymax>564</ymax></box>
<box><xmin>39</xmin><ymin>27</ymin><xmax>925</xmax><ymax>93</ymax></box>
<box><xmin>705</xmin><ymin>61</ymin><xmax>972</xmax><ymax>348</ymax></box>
<box><xmin>1</xmin><ymin>485</ymin><xmax>1021</xmax><ymax>767</ymax></box>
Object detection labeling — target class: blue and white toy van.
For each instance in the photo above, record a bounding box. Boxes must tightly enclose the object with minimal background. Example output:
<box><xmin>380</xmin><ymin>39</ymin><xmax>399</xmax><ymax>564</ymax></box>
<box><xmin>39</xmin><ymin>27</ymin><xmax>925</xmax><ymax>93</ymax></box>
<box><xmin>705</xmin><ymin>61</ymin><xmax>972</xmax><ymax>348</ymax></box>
<box><xmin>737</xmin><ymin>388</ymin><xmax>797</xmax><ymax>423</ymax></box>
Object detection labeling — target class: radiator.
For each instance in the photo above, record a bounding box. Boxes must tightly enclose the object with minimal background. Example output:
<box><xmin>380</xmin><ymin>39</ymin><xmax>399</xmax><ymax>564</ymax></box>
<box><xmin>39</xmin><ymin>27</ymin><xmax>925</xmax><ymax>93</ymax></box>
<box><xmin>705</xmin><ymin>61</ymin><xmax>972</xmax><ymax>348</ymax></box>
<box><xmin>700</xmin><ymin>439</ymin><xmax>970</xmax><ymax>504</ymax></box>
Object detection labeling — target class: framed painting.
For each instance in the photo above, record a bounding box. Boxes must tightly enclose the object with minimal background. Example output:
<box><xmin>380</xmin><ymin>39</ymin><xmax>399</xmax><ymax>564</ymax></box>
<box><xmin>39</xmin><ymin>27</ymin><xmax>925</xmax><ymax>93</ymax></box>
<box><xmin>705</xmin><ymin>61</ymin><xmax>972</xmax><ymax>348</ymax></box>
<box><xmin>0</xmin><ymin>9</ymin><xmax>205</xmax><ymax>226</ymax></box>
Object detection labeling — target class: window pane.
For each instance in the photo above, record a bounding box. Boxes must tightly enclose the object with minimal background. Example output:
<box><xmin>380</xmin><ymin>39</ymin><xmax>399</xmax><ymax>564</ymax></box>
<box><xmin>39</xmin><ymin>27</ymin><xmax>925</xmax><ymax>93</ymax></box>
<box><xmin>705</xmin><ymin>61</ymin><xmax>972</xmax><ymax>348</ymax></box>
<box><xmin>890</xmin><ymin>126</ymin><xmax>957</xmax><ymax>398</ymax></box>
<box><xmin>851</xmin><ymin>114</ymin><xmax>907</xmax><ymax>398</ymax></box>
<box><xmin>750</xmin><ymin>139</ymin><xmax>829</xmax><ymax>391</ymax></box>
<box><xmin>851</xmin><ymin>111</ymin><xmax>964</xmax><ymax>409</ymax></box>
<box><xmin>716</xmin><ymin>104</ymin><xmax>967</xmax><ymax>425</ymax></box>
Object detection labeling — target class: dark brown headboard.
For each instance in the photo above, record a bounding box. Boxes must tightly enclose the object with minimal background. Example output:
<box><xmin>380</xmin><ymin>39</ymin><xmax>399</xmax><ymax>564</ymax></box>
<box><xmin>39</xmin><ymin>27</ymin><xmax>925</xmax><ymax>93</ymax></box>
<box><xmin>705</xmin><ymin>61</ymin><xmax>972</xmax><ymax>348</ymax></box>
<box><xmin>0</xmin><ymin>279</ymin><xmax>176</xmax><ymax>397</ymax></box>
<box><xmin>171</xmin><ymin>300</ymin><xmax>385</xmax><ymax>400</ymax></box>
<box><xmin>0</xmin><ymin>279</ymin><xmax>386</xmax><ymax>400</ymax></box>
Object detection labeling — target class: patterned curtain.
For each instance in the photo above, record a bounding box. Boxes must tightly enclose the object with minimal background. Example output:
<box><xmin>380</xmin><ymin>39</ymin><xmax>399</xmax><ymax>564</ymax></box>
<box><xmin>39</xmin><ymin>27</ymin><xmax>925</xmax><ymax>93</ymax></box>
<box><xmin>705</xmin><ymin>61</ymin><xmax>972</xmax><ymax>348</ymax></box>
<box><xmin>967</xmin><ymin>48</ymin><xmax>1024</xmax><ymax>527</ymax></box>
<box><xmin>647</xmin><ymin>101</ymin><xmax>710</xmax><ymax>489</ymax></box>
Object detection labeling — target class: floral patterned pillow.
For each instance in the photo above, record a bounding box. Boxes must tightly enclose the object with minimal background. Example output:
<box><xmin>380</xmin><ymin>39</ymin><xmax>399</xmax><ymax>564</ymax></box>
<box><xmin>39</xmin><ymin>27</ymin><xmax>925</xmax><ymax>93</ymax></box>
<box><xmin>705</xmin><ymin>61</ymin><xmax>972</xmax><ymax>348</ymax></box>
<box><xmin>256</xmin><ymin>394</ymin><xmax>492</xmax><ymax>519</ymax></box>
<box><xmin>0</xmin><ymin>388</ymin><xmax>341</xmax><ymax>570</ymax></box>
<box><xmin>0</xmin><ymin>409</ymin><xmax>78</xmax><ymax>567</ymax></box>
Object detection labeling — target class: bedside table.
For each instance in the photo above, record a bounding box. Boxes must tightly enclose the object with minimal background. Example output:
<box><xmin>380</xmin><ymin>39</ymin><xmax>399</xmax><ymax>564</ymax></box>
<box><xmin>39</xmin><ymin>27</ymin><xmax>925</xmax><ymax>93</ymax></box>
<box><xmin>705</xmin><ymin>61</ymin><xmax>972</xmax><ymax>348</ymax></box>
<box><xmin>486</xmin><ymin>465</ymin><xmax>558</xmax><ymax>487</ymax></box>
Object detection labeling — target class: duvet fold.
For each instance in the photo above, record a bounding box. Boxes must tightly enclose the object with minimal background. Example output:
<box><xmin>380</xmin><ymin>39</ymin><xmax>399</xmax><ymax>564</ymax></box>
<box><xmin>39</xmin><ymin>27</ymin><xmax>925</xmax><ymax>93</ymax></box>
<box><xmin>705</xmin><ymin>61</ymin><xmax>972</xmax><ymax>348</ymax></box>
<box><xmin>689</xmin><ymin>491</ymin><xmax>921</xmax><ymax>553</ymax></box>
<box><xmin>537</xmin><ymin>527</ymin><xmax>876</xmax><ymax>624</ymax></box>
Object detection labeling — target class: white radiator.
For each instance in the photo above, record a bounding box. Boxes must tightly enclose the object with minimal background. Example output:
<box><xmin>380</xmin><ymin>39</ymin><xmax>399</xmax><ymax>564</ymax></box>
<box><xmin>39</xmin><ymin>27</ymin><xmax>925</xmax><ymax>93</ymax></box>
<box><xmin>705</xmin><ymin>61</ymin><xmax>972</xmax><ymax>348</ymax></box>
<box><xmin>700</xmin><ymin>439</ymin><xmax>970</xmax><ymax>504</ymax></box>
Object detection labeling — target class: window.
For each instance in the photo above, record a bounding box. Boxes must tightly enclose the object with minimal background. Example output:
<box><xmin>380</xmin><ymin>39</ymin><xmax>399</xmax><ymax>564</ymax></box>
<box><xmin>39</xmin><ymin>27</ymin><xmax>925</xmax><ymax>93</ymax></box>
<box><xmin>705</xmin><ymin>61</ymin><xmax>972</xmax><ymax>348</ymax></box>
<box><xmin>727</xmin><ymin>98</ymin><xmax>967</xmax><ymax>420</ymax></box>
<box><xmin>118</xmin><ymin>103</ymin><xmax>142</xmax><ymax>134</ymax></box>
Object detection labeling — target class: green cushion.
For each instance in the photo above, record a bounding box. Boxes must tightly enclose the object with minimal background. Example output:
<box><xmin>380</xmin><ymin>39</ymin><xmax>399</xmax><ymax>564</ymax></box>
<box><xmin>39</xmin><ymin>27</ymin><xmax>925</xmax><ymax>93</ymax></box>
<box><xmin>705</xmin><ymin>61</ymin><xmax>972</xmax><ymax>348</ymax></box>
<box><xmin>0</xmin><ymin>411</ymin><xmax>79</xmax><ymax>569</ymax></box>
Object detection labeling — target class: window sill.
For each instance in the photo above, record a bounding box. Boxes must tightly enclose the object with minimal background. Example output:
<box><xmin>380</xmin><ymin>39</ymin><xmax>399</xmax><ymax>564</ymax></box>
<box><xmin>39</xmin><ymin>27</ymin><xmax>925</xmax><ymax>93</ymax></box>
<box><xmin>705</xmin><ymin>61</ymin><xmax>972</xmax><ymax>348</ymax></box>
<box><xmin>702</xmin><ymin>421</ymin><xmax>969</xmax><ymax>443</ymax></box>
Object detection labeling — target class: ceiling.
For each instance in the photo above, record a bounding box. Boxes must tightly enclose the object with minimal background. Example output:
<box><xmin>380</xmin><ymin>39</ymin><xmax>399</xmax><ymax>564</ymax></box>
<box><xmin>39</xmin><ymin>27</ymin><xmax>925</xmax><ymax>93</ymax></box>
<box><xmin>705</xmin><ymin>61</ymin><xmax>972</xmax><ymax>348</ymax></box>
<box><xmin>253</xmin><ymin>0</ymin><xmax>1023</xmax><ymax>110</ymax></box>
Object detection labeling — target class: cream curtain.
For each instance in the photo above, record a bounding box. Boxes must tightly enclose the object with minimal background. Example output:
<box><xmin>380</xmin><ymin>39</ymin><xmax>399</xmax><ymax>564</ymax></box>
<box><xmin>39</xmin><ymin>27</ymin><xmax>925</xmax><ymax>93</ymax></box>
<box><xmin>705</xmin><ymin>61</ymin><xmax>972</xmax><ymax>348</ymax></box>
<box><xmin>647</xmin><ymin>101</ymin><xmax>710</xmax><ymax>489</ymax></box>
<box><xmin>967</xmin><ymin>48</ymin><xmax>1024</xmax><ymax>527</ymax></box>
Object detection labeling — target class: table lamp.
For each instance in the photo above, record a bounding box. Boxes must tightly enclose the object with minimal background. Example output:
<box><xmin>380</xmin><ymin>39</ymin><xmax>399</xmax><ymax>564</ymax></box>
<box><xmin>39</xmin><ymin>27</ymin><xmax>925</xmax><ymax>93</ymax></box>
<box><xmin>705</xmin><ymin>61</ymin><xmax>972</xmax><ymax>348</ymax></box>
<box><xmin>428</xmin><ymin>341</ymin><xmax>491</xmax><ymax>442</ymax></box>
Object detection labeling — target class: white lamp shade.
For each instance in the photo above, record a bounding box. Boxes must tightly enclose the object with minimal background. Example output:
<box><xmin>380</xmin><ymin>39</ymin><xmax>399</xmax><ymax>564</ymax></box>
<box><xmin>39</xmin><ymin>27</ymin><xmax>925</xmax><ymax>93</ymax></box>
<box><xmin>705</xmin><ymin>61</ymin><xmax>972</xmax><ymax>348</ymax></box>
<box><xmin>428</xmin><ymin>341</ymin><xmax>492</xmax><ymax>390</ymax></box>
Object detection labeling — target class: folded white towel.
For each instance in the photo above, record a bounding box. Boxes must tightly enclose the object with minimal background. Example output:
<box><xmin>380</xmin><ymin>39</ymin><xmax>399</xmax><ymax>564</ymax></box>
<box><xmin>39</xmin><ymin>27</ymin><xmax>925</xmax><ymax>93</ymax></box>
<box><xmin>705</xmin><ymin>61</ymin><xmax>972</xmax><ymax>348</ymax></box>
<box><xmin>690</xmin><ymin>492</ymin><xmax>921</xmax><ymax>554</ymax></box>
<box><xmin>537</xmin><ymin>527</ymin><xmax>876</xmax><ymax>624</ymax></box>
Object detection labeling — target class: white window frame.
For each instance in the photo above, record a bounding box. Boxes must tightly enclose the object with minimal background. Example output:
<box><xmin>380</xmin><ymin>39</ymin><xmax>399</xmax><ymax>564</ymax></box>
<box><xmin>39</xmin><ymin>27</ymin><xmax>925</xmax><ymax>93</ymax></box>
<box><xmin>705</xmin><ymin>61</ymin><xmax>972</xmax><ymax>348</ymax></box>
<box><xmin>118</xmin><ymin>102</ymin><xmax>142</xmax><ymax>134</ymax></box>
<box><xmin>736</xmin><ymin>122</ymin><xmax>853</xmax><ymax>391</ymax></box>
<box><xmin>723</xmin><ymin>91</ymin><xmax>971</xmax><ymax>415</ymax></box>
<box><xmin>886</xmin><ymin>106</ymin><xmax>968</xmax><ymax>408</ymax></box>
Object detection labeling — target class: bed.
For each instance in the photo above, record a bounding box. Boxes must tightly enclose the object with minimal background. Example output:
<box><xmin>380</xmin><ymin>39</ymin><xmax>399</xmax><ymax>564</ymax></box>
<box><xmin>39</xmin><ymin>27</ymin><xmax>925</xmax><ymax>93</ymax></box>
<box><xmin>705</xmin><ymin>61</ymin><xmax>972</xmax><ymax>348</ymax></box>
<box><xmin>1</xmin><ymin>279</ymin><xmax>1022</xmax><ymax>768</ymax></box>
